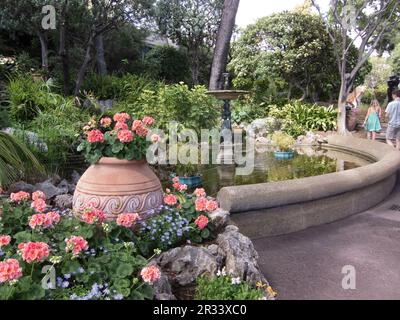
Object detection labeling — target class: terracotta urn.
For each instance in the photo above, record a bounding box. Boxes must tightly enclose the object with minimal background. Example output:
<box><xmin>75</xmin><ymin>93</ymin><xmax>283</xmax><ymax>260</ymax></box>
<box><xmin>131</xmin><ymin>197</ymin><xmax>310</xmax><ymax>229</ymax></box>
<box><xmin>73</xmin><ymin>157</ymin><xmax>163</xmax><ymax>219</ymax></box>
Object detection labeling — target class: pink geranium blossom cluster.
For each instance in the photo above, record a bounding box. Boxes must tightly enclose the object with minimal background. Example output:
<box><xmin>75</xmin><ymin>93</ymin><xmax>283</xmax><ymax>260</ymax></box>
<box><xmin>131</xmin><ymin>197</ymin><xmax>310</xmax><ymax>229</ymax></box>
<box><xmin>140</xmin><ymin>265</ymin><xmax>161</xmax><ymax>283</ymax></box>
<box><xmin>117</xmin><ymin>129</ymin><xmax>134</xmax><ymax>143</ymax></box>
<box><xmin>0</xmin><ymin>235</ymin><xmax>11</xmax><ymax>248</ymax></box>
<box><xmin>113</xmin><ymin>112</ymin><xmax>131</xmax><ymax>123</ymax></box>
<box><xmin>65</xmin><ymin>236</ymin><xmax>88</xmax><ymax>256</ymax></box>
<box><xmin>194</xmin><ymin>215</ymin><xmax>209</xmax><ymax>230</ymax></box>
<box><xmin>164</xmin><ymin>194</ymin><xmax>178</xmax><ymax>206</ymax></box>
<box><xmin>31</xmin><ymin>198</ymin><xmax>46</xmax><ymax>213</ymax></box>
<box><xmin>116</xmin><ymin>213</ymin><xmax>140</xmax><ymax>228</ymax></box>
<box><xmin>80</xmin><ymin>207</ymin><xmax>106</xmax><ymax>224</ymax></box>
<box><xmin>29</xmin><ymin>211</ymin><xmax>60</xmax><ymax>230</ymax></box>
<box><xmin>0</xmin><ymin>259</ymin><xmax>23</xmax><ymax>283</ymax></box>
<box><xmin>87</xmin><ymin>129</ymin><xmax>105</xmax><ymax>143</ymax></box>
<box><xmin>18</xmin><ymin>242</ymin><xmax>50</xmax><ymax>264</ymax></box>
<box><xmin>195</xmin><ymin>197</ymin><xmax>218</xmax><ymax>213</ymax></box>
<box><xmin>10</xmin><ymin>191</ymin><xmax>30</xmax><ymax>203</ymax></box>
<box><xmin>171</xmin><ymin>177</ymin><xmax>188</xmax><ymax>192</ymax></box>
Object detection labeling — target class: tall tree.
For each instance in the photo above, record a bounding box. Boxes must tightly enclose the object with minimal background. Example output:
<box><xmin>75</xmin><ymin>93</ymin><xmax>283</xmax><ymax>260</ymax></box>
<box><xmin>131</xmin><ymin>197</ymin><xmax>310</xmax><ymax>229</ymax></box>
<box><xmin>311</xmin><ymin>0</ymin><xmax>400</xmax><ymax>134</ymax></box>
<box><xmin>209</xmin><ymin>0</ymin><xmax>240</xmax><ymax>90</ymax></box>
<box><xmin>156</xmin><ymin>0</ymin><xmax>224</xmax><ymax>85</ymax></box>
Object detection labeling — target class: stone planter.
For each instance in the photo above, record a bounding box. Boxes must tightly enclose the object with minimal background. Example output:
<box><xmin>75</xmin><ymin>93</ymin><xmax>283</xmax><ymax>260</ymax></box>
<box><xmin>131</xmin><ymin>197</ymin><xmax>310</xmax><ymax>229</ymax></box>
<box><xmin>73</xmin><ymin>157</ymin><xmax>163</xmax><ymax>219</ymax></box>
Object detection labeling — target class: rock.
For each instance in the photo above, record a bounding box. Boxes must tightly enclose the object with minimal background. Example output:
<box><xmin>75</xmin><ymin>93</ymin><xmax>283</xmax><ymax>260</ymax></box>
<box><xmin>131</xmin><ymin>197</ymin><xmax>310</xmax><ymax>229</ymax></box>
<box><xmin>249</xmin><ymin>119</ymin><xmax>267</xmax><ymax>138</ymax></box>
<box><xmin>207</xmin><ymin>244</ymin><xmax>225</xmax><ymax>267</ymax></box>
<box><xmin>209</xmin><ymin>209</ymin><xmax>230</xmax><ymax>229</ymax></box>
<box><xmin>156</xmin><ymin>246</ymin><xmax>218</xmax><ymax>286</ymax></box>
<box><xmin>34</xmin><ymin>179</ymin><xmax>64</xmax><ymax>199</ymax></box>
<box><xmin>8</xmin><ymin>181</ymin><xmax>34</xmax><ymax>193</ymax></box>
<box><xmin>216</xmin><ymin>225</ymin><xmax>269</xmax><ymax>287</ymax></box>
<box><xmin>57</xmin><ymin>180</ymin><xmax>70</xmax><ymax>194</ymax></box>
<box><xmin>155</xmin><ymin>293</ymin><xmax>177</xmax><ymax>300</ymax></box>
<box><xmin>67</xmin><ymin>183</ymin><xmax>76</xmax><ymax>194</ymax></box>
<box><xmin>70</xmin><ymin>171</ymin><xmax>81</xmax><ymax>185</ymax></box>
<box><xmin>54</xmin><ymin>194</ymin><xmax>73</xmax><ymax>209</ymax></box>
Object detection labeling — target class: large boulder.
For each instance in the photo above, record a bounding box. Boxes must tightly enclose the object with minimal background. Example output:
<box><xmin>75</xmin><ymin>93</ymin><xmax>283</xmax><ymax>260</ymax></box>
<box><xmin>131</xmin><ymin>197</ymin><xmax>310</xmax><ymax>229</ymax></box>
<box><xmin>34</xmin><ymin>180</ymin><xmax>64</xmax><ymax>199</ymax></box>
<box><xmin>156</xmin><ymin>246</ymin><xmax>218</xmax><ymax>286</ymax></box>
<box><xmin>216</xmin><ymin>225</ymin><xmax>269</xmax><ymax>287</ymax></box>
<box><xmin>8</xmin><ymin>181</ymin><xmax>34</xmax><ymax>193</ymax></box>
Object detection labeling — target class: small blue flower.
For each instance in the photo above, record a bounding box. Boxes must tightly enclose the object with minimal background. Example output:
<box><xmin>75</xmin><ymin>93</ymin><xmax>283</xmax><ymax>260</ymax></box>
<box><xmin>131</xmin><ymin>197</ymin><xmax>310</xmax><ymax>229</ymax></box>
<box><xmin>77</xmin><ymin>267</ymin><xmax>85</xmax><ymax>274</ymax></box>
<box><xmin>64</xmin><ymin>273</ymin><xmax>71</xmax><ymax>279</ymax></box>
<box><xmin>113</xmin><ymin>294</ymin><xmax>124</xmax><ymax>300</ymax></box>
<box><xmin>62</xmin><ymin>281</ymin><xmax>69</xmax><ymax>288</ymax></box>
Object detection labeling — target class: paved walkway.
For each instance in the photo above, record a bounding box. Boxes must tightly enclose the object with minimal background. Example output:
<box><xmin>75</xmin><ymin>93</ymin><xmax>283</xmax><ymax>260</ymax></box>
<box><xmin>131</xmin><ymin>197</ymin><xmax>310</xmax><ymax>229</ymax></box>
<box><xmin>254</xmin><ymin>180</ymin><xmax>400</xmax><ymax>300</ymax></box>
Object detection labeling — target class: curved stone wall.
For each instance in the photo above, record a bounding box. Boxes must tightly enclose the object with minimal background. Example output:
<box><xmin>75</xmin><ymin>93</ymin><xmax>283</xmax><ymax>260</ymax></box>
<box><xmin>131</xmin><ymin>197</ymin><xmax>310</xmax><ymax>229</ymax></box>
<box><xmin>217</xmin><ymin>136</ymin><xmax>400</xmax><ymax>239</ymax></box>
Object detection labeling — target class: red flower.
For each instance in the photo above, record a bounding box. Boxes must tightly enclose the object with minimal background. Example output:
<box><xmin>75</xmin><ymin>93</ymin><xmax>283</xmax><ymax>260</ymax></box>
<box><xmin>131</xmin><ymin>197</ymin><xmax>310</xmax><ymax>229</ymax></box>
<box><xmin>205</xmin><ymin>200</ymin><xmax>218</xmax><ymax>212</ymax></box>
<box><xmin>100</xmin><ymin>117</ymin><xmax>112</xmax><ymax>127</ymax></box>
<box><xmin>132</xmin><ymin>120</ymin><xmax>142</xmax><ymax>131</ymax></box>
<box><xmin>142</xmin><ymin>116</ymin><xmax>155</xmax><ymax>126</ymax></box>
<box><xmin>194</xmin><ymin>188</ymin><xmax>206</xmax><ymax>198</ymax></box>
<box><xmin>31</xmin><ymin>198</ymin><xmax>46</xmax><ymax>213</ymax></box>
<box><xmin>10</xmin><ymin>191</ymin><xmax>30</xmax><ymax>203</ymax></box>
<box><xmin>195</xmin><ymin>197</ymin><xmax>207</xmax><ymax>212</ymax></box>
<box><xmin>113</xmin><ymin>113</ymin><xmax>131</xmax><ymax>123</ymax></box>
<box><xmin>115</xmin><ymin>122</ymin><xmax>129</xmax><ymax>131</ymax></box>
<box><xmin>81</xmin><ymin>208</ymin><xmax>106</xmax><ymax>224</ymax></box>
<box><xmin>32</xmin><ymin>190</ymin><xmax>46</xmax><ymax>201</ymax></box>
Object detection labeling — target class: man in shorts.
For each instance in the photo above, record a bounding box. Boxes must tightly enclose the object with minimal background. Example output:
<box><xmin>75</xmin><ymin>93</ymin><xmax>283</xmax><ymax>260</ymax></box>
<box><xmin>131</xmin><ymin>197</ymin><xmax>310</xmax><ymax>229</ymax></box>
<box><xmin>385</xmin><ymin>90</ymin><xmax>400</xmax><ymax>149</ymax></box>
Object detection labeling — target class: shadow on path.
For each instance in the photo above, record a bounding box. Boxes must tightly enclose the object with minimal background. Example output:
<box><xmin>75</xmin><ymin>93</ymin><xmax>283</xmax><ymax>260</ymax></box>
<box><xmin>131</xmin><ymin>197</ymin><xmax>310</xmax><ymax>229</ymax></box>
<box><xmin>254</xmin><ymin>181</ymin><xmax>400</xmax><ymax>300</ymax></box>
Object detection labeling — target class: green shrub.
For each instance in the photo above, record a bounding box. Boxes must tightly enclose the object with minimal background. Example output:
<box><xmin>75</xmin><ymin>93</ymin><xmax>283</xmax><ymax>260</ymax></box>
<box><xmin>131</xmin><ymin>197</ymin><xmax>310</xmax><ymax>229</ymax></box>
<box><xmin>112</xmin><ymin>82</ymin><xmax>219</xmax><ymax>133</ymax></box>
<box><xmin>8</xmin><ymin>76</ymin><xmax>68</xmax><ymax>122</ymax></box>
<box><xmin>26</xmin><ymin>103</ymin><xmax>91</xmax><ymax>174</ymax></box>
<box><xmin>195</xmin><ymin>273</ymin><xmax>264</xmax><ymax>300</ymax></box>
<box><xmin>361</xmin><ymin>85</ymin><xmax>388</xmax><ymax>106</ymax></box>
<box><xmin>269</xmin><ymin>101</ymin><xmax>337</xmax><ymax>136</ymax></box>
<box><xmin>144</xmin><ymin>45</ymin><xmax>190</xmax><ymax>83</ymax></box>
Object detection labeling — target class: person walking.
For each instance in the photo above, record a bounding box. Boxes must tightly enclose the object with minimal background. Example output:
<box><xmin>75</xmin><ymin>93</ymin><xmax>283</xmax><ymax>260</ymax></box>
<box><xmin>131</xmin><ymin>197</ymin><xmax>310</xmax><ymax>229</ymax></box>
<box><xmin>385</xmin><ymin>90</ymin><xmax>400</xmax><ymax>149</ymax></box>
<box><xmin>363</xmin><ymin>99</ymin><xmax>382</xmax><ymax>140</ymax></box>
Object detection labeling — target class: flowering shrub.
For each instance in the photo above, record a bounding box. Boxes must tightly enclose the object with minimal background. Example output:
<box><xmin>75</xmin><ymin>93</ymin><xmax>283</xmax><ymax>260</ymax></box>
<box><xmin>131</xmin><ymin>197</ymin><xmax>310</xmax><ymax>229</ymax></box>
<box><xmin>0</xmin><ymin>191</ymin><xmax>159</xmax><ymax>300</ymax></box>
<box><xmin>77</xmin><ymin>113</ymin><xmax>156</xmax><ymax>164</ymax></box>
<box><xmin>195</xmin><ymin>268</ymin><xmax>265</xmax><ymax>300</ymax></box>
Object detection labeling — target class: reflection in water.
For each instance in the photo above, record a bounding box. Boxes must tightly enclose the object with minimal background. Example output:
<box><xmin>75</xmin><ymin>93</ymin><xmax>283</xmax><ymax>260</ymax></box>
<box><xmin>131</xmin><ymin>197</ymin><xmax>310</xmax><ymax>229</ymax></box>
<box><xmin>157</xmin><ymin>147</ymin><xmax>372</xmax><ymax>197</ymax></box>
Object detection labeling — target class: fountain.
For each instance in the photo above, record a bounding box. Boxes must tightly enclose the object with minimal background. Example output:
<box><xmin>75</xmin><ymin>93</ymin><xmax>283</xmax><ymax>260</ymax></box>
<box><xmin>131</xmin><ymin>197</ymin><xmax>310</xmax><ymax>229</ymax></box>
<box><xmin>207</xmin><ymin>73</ymin><xmax>249</xmax><ymax>164</ymax></box>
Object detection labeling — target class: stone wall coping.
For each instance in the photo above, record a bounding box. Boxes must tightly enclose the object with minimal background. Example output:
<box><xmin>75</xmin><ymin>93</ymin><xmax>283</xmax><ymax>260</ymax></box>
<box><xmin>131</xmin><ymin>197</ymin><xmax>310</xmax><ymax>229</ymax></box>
<box><xmin>218</xmin><ymin>136</ymin><xmax>400</xmax><ymax>213</ymax></box>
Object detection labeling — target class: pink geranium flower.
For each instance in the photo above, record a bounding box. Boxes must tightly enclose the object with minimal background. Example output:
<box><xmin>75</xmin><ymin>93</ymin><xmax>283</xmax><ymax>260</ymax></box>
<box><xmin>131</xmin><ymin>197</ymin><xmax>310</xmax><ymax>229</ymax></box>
<box><xmin>116</xmin><ymin>213</ymin><xmax>140</xmax><ymax>228</ymax></box>
<box><xmin>205</xmin><ymin>200</ymin><xmax>218</xmax><ymax>212</ymax></box>
<box><xmin>195</xmin><ymin>197</ymin><xmax>207</xmax><ymax>212</ymax></box>
<box><xmin>10</xmin><ymin>191</ymin><xmax>30</xmax><ymax>203</ymax></box>
<box><xmin>65</xmin><ymin>236</ymin><xmax>88</xmax><ymax>256</ymax></box>
<box><xmin>151</xmin><ymin>134</ymin><xmax>160</xmax><ymax>143</ymax></box>
<box><xmin>80</xmin><ymin>208</ymin><xmax>106</xmax><ymax>224</ymax></box>
<box><xmin>142</xmin><ymin>116</ymin><xmax>155</xmax><ymax>126</ymax></box>
<box><xmin>100</xmin><ymin>117</ymin><xmax>112</xmax><ymax>127</ymax></box>
<box><xmin>87</xmin><ymin>129</ymin><xmax>104</xmax><ymax>143</ymax></box>
<box><xmin>18</xmin><ymin>242</ymin><xmax>50</xmax><ymax>264</ymax></box>
<box><xmin>140</xmin><ymin>265</ymin><xmax>161</xmax><ymax>283</ymax></box>
<box><xmin>31</xmin><ymin>198</ymin><xmax>47</xmax><ymax>213</ymax></box>
<box><xmin>29</xmin><ymin>211</ymin><xmax>60</xmax><ymax>229</ymax></box>
<box><xmin>46</xmin><ymin>211</ymin><xmax>61</xmax><ymax>224</ymax></box>
<box><xmin>194</xmin><ymin>215</ymin><xmax>209</xmax><ymax>230</ymax></box>
<box><xmin>113</xmin><ymin>113</ymin><xmax>131</xmax><ymax>123</ymax></box>
<box><xmin>194</xmin><ymin>188</ymin><xmax>206</xmax><ymax>198</ymax></box>
<box><xmin>32</xmin><ymin>190</ymin><xmax>46</xmax><ymax>201</ymax></box>
<box><xmin>132</xmin><ymin>120</ymin><xmax>142</xmax><ymax>131</ymax></box>
<box><xmin>117</xmin><ymin>129</ymin><xmax>134</xmax><ymax>143</ymax></box>
<box><xmin>115</xmin><ymin>121</ymin><xmax>129</xmax><ymax>131</ymax></box>
<box><xmin>164</xmin><ymin>194</ymin><xmax>178</xmax><ymax>206</ymax></box>
<box><xmin>135</xmin><ymin>126</ymin><xmax>148</xmax><ymax>137</ymax></box>
<box><xmin>0</xmin><ymin>235</ymin><xmax>11</xmax><ymax>248</ymax></box>
<box><xmin>0</xmin><ymin>259</ymin><xmax>23</xmax><ymax>283</ymax></box>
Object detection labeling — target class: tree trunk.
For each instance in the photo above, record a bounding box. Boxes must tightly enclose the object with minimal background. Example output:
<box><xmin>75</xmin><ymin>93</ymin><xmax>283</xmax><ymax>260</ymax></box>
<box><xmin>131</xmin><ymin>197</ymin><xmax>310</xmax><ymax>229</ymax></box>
<box><xmin>209</xmin><ymin>0</ymin><xmax>240</xmax><ymax>90</ymax></box>
<box><xmin>189</xmin><ymin>47</ymin><xmax>200</xmax><ymax>85</ymax></box>
<box><xmin>74</xmin><ymin>34</ymin><xmax>95</xmax><ymax>97</ymax></box>
<box><xmin>37</xmin><ymin>31</ymin><xmax>49</xmax><ymax>75</ymax></box>
<box><xmin>337</xmin><ymin>80</ymin><xmax>348</xmax><ymax>135</ymax></box>
<box><xmin>95</xmin><ymin>34</ymin><xmax>108</xmax><ymax>76</ymax></box>
<box><xmin>59</xmin><ymin>0</ymin><xmax>70</xmax><ymax>95</ymax></box>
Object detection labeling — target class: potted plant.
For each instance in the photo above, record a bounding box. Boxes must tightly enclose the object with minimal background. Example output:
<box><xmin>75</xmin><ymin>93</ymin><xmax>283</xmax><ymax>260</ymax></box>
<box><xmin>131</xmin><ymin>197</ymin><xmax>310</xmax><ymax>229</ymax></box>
<box><xmin>271</xmin><ymin>131</ymin><xmax>296</xmax><ymax>160</ymax></box>
<box><xmin>74</xmin><ymin>113</ymin><xmax>163</xmax><ymax>219</ymax></box>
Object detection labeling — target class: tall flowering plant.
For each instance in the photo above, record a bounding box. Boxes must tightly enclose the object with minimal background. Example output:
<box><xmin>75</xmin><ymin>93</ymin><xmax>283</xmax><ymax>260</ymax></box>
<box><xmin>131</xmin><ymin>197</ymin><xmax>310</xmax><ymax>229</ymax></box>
<box><xmin>77</xmin><ymin>113</ymin><xmax>159</xmax><ymax>164</ymax></box>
